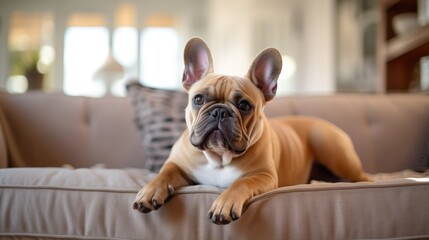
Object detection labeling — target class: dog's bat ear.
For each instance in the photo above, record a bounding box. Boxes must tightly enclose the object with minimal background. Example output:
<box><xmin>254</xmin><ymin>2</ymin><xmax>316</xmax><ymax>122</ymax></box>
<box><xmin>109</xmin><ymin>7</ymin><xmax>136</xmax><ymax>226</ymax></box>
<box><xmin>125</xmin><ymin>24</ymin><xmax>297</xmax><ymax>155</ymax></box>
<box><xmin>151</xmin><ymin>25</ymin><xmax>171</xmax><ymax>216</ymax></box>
<box><xmin>247</xmin><ymin>48</ymin><xmax>282</xmax><ymax>101</ymax></box>
<box><xmin>182</xmin><ymin>37</ymin><xmax>214</xmax><ymax>90</ymax></box>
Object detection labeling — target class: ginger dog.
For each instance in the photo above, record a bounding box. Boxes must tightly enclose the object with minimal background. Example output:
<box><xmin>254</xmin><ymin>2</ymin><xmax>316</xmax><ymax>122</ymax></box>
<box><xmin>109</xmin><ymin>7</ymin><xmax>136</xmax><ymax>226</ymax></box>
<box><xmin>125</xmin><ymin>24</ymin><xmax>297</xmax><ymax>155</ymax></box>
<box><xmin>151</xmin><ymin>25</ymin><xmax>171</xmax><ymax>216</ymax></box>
<box><xmin>133</xmin><ymin>37</ymin><xmax>370</xmax><ymax>224</ymax></box>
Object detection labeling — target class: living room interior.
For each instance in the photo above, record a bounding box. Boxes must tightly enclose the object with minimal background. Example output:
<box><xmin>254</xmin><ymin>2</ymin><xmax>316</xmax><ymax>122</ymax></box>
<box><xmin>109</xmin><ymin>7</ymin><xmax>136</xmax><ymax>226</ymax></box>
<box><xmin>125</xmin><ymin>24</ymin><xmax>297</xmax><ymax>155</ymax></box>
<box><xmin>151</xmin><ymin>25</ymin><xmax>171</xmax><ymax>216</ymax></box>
<box><xmin>0</xmin><ymin>0</ymin><xmax>428</xmax><ymax>239</ymax></box>
<box><xmin>1</xmin><ymin>0</ymin><xmax>428</xmax><ymax>97</ymax></box>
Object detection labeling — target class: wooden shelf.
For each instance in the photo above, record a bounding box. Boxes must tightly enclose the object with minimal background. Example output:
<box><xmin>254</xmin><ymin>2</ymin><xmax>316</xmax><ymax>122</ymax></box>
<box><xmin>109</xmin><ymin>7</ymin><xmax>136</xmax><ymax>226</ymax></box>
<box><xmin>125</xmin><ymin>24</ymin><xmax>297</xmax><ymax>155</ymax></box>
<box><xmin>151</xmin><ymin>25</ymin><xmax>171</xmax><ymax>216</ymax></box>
<box><xmin>385</xmin><ymin>0</ymin><xmax>401</xmax><ymax>8</ymax></box>
<box><xmin>378</xmin><ymin>0</ymin><xmax>429</xmax><ymax>91</ymax></box>
<box><xmin>387</xmin><ymin>25</ymin><xmax>429</xmax><ymax>61</ymax></box>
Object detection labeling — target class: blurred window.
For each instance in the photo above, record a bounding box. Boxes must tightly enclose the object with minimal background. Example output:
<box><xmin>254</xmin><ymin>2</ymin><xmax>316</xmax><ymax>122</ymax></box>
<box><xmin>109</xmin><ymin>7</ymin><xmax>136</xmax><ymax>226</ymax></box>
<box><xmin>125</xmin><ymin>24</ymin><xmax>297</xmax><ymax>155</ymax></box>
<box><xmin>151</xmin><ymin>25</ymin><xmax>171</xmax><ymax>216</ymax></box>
<box><xmin>140</xmin><ymin>27</ymin><xmax>179</xmax><ymax>89</ymax></box>
<box><xmin>4</xmin><ymin>4</ymin><xmax>182</xmax><ymax>96</ymax></box>
<box><xmin>63</xmin><ymin>7</ymin><xmax>141</xmax><ymax>97</ymax></box>
<box><xmin>64</xmin><ymin>26</ymin><xmax>109</xmax><ymax>97</ymax></box>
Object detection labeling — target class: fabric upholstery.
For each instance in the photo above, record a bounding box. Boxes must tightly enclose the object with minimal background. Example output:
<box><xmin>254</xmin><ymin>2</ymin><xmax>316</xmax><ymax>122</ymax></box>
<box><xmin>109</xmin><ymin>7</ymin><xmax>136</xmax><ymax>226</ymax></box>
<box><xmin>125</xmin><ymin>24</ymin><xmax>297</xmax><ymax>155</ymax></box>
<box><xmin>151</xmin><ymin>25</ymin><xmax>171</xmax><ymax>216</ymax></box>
<box><xmin>0</xmin><ymin>91</ymin><xmax>145</xmax><ymax>168</ymax></box>
<box><xmin>0</xmin><ymin>92</ymin><xmax>428</xmax><ymax>239</ymax></box>
<box><xmin>1</xmin><ymin>92</ymin><xmax>428</xmax><ymax>173</ymax></box>
<box><xmin>266</xmin><ymin>94</ymin><xmax>429</xmax><ymax>173</ymax></box>
<box><xmin>126</xmin><ymin>82</ymin><xmax>187</xmax><ymax>172</ymax></box>
<box><xmin>0</xmin><ymin>104</ymin><xmax>7</xmax><ymax>168</ymax></box>
<box><xmin>0</xmin><ymin>167</ymin><xmax>428</xmax><ymax>239</ymax></box>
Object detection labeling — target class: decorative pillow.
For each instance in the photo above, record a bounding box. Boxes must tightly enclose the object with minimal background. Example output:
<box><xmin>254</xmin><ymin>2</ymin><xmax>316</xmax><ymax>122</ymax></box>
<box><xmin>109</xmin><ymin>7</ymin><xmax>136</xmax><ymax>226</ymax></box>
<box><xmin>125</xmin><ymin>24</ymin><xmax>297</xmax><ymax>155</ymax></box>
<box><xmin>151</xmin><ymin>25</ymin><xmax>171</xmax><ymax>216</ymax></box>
<box><xmin>126</xmin><ymin>82</ymin><xmax>188</xmax><ymax>172</ymax></box>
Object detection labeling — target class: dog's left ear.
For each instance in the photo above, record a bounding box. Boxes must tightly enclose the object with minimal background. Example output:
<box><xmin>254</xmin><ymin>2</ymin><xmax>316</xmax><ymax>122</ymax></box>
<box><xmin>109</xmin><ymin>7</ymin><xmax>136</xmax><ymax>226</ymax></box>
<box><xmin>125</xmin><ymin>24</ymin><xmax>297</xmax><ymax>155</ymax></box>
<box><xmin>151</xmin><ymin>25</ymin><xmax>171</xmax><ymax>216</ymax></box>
<box><xmin>182</xmin><ymin>37</ymin><xmax>214</xmax><ymax>90</ymax></box>
<box><xmin>247</xmin><ymin>48</ymin><xmax>282</xmax><ymax>101</ymax></box>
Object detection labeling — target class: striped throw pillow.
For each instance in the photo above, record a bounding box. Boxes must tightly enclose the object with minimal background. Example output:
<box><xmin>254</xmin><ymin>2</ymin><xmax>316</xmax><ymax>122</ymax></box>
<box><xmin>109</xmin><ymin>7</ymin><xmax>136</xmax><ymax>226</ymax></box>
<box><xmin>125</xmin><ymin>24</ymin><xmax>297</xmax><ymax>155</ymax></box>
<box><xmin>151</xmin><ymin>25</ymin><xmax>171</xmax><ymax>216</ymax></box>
<box><xmin>126</xmin><ymin>82</ymin><xmax>188</xmax><ymax>172</ymax></box>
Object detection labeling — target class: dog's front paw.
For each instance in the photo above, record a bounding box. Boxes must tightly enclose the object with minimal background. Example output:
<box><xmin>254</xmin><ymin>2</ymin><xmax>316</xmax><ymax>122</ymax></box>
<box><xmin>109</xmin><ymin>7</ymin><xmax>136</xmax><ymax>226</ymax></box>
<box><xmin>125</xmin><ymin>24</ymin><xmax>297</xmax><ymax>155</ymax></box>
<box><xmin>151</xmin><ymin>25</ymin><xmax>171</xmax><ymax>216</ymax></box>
<box><xmin>133</xmin><ymin>180</ymin><xmax>175</xmax><ymax>213</ymax></box>
<box><xmin>208</xmin><ymin>193</ymin><xmax>246</xmax><ymax>225</ymax></box>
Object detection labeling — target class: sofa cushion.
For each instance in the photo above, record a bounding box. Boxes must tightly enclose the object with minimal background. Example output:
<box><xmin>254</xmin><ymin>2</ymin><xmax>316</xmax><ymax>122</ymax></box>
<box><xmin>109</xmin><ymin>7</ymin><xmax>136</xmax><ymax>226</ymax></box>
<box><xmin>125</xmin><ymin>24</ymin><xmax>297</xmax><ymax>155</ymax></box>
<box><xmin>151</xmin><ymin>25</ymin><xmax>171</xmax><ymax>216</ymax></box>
<box><xmin>126</xmin><ymin>82</ymin><xmax>188</xmax><ymax>172</ymax></box>
<box><xmin>0</xmin><ymin>167</ymin><xmax>428</xmax><ymax>239</ymax></box>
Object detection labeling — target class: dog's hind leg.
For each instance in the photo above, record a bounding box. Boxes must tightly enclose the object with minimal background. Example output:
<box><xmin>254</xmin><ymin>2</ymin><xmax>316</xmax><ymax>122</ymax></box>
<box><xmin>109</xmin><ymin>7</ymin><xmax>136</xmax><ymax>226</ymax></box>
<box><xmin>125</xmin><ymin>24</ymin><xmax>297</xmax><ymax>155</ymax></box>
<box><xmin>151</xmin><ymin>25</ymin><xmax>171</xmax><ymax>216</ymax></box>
<box><xmin>308</xmin><ymin>120</ymin><xmax>372</xmax><ymax>182</ymax></box>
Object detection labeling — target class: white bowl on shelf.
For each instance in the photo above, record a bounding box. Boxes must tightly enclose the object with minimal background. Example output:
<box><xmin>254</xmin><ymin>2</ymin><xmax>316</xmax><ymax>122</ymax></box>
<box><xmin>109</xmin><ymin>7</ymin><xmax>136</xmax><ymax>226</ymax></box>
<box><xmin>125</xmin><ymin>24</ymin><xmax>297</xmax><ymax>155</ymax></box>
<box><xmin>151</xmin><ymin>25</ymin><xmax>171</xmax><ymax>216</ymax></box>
<box><xmin>392</xmin><ymin>13</ymin><xmax>421</xmax><ymax>36</ymax></box>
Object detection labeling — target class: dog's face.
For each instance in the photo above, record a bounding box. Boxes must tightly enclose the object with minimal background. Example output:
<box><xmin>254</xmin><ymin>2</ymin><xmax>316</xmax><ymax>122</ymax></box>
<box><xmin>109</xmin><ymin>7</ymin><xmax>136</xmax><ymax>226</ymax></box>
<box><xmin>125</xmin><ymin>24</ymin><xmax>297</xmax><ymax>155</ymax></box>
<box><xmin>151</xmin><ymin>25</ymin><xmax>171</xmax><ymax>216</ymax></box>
<box><xmin>186</xmin><ymin>74</ymin><xmax>265</xmax><ymax>158</ymax></box>
<box><xmin>182</xmin><ymin>38</ymin><xmax>282</xmax><ymax>167</ymax></box>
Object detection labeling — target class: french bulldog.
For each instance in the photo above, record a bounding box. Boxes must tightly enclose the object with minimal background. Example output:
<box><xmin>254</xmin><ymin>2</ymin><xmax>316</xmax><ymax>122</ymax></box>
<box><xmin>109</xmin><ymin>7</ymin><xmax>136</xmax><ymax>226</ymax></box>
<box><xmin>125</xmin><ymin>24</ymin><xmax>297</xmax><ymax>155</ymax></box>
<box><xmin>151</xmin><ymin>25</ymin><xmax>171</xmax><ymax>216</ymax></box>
<box><xmin>133</xmin><ymin>37</ymin><xmax>371</xmax><ymax>225</ymax></box>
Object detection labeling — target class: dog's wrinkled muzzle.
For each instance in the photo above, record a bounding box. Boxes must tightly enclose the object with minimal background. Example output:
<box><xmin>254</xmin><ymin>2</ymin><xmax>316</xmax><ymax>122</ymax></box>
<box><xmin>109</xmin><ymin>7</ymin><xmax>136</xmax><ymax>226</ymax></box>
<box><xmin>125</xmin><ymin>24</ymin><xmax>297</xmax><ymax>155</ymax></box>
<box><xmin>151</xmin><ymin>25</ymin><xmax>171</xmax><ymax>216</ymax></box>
<box><xmin>190</xmin><ymin>105</ymin><xmax>247</xmax><ymax>154</ymax></box>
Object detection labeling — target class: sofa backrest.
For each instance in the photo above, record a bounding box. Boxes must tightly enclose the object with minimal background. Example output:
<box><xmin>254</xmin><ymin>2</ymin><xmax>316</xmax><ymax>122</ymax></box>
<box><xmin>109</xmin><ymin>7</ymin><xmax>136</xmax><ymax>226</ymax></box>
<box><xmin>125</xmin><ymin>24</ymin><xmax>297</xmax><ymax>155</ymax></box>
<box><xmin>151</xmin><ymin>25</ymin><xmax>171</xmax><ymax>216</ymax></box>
<box><xmin>266</xmin><ymin>94</ymin><xmax>429</xmax><ymax>173</ymax></box>
<box><xmin>0</xmin><ymin>91</ymin><xmax>145</xmax><ymax>168</ymax></box>
<box><xmin>1</xmin><ymin>91</ymin><xmax>428</xmax><ymax>173</ymax></box>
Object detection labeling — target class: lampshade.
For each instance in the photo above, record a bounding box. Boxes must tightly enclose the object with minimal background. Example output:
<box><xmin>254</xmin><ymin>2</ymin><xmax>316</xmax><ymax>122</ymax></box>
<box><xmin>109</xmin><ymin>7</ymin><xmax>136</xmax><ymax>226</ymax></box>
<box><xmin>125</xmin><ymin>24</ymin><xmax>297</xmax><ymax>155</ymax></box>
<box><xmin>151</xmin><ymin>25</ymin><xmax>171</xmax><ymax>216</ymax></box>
<box><xmin>93</xmin><ymin>53</ymin><xmax>124</xmax><ymax>95</ymax></box>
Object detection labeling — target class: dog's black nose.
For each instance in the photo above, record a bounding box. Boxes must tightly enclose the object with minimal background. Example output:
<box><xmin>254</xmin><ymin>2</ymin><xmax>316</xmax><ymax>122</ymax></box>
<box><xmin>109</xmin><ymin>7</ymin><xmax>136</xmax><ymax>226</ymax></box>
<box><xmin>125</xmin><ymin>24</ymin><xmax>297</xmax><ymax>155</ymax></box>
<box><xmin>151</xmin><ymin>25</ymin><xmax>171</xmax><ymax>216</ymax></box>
<box><xmin>210</xmin><ymin>107</ymin><xmax>231</xmax><ymax>120</ymax></box>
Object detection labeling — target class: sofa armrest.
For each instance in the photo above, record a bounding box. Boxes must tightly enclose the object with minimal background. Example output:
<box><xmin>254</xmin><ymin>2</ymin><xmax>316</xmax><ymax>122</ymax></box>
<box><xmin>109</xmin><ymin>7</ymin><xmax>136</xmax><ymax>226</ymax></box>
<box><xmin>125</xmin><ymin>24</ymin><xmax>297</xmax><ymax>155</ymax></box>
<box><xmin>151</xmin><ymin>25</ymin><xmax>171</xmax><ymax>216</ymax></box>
<box><xmin>0</xmin><ymin>106</ymin><xmax>8</xmax><ymax>168</ymax></box>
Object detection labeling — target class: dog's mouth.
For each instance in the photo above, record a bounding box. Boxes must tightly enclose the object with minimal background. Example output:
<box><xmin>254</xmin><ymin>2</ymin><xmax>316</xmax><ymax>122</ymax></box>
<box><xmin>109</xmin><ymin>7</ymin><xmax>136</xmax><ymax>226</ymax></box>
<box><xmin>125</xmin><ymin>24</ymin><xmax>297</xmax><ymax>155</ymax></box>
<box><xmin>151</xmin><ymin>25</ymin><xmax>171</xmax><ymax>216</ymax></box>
<box><xmin>189</xmin><ymin>106</ymin><xmax>248</xmax><ymax>155</ymax></box>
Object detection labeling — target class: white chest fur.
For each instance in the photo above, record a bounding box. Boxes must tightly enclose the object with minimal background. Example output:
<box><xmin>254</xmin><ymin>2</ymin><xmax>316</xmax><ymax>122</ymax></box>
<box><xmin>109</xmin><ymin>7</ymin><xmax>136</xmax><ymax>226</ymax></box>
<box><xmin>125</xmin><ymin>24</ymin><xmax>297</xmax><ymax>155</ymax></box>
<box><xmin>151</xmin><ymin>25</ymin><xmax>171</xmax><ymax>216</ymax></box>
<box><xmin>192</xmin><ymin>164</ymin><xmax>242</xmax><ymax>188</ymax></box>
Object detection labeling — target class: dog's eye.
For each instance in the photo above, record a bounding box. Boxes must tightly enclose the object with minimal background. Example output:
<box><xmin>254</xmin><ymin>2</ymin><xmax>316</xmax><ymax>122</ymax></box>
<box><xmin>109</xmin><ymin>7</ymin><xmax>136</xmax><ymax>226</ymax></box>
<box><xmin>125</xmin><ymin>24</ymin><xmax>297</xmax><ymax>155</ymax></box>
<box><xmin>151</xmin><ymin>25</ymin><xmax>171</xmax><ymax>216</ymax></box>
<box><xmin>238</xmin><ymin>100</ymin><xmax>252</xmax><ymax>112</ymax></box>
<box><xmin>193</xmin><ymin>94</ymin><xmax>205</xmax><ymax>106</ymax></box>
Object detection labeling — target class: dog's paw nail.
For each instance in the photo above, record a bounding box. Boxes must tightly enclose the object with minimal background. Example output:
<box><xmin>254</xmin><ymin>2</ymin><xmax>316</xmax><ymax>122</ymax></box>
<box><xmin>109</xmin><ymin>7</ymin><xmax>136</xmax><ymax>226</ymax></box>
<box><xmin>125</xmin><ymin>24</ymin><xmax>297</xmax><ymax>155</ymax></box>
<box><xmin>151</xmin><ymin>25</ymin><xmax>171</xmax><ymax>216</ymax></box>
<box><xmin>210</xmin><ymin>214</ymin><xmax>218</xmax><ymax>224</ymax></box>
<box><xmin>219</xmin><ymin>215</ymin><xmax>230</xmax><ymax>225</ymax></box>
<box><xmin>138</xmin><ymin>202</ymin><xmax>152</xmax><ymax>213</ymax></box>
<box><xmin>231</xmin><ymin>211</ymin><xmax>239</xmax><ymax>221</ymax></box>
<box><xmin>141</xmin><ymin>207</ymin><xmax>152</xmax><ymax>213</ymax></box>
<box><xmin>152</xmin><ymin>199</ymin><xmax>162</xmax><ymax>210</ymax></box>
<box><xmin>133</xmin><ymin>202</ymin><xmax>138</xmax><ymax>210</ymax></box>
<box><xmin>219</xmin><ymin>215</ymin><xmax>226</xmax><ymax>224</ymax></box>
<box><xmin>210</xmin><ymin>214</ymin><xmax>230</xmax><ymax>225</ymax></box>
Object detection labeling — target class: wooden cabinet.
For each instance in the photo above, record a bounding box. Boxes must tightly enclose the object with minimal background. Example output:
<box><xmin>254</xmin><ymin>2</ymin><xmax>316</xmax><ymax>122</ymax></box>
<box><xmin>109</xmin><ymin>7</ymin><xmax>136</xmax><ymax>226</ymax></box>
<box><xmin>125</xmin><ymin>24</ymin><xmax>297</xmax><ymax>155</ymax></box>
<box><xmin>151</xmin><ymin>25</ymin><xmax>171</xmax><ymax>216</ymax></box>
<box><xmin>378</xmin><ymin>0</ymin><xmax>429</xmax><ymax>92</ymax></box>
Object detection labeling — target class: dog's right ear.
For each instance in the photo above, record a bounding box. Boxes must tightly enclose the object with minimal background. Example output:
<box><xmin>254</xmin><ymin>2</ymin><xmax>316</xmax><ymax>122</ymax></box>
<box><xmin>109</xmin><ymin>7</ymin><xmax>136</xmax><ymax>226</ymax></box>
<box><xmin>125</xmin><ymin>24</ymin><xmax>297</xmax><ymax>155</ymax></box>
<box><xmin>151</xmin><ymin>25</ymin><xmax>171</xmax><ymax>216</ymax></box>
<box><xmin>182</xmin><ymin>37</ymin><xmax>214</xmax><ymax>90</ymax></box>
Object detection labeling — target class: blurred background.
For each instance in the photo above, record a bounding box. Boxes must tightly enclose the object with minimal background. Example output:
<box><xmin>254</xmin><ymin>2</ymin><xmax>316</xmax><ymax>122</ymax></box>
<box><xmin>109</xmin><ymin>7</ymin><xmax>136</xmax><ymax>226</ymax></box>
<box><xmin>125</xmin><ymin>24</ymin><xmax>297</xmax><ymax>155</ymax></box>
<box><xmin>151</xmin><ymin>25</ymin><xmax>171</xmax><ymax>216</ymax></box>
<box><xmin>0</xmin><ymin>0</ymin><xmax>428</xmax><ymax>97</ymax></box>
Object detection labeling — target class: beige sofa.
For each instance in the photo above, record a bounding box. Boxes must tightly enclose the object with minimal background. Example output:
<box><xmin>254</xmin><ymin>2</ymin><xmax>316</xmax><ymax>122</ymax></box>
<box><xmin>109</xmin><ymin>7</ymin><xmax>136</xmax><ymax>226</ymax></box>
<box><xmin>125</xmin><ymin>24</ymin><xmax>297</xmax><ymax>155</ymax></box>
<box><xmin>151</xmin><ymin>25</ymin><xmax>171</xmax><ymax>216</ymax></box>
<box><xmin>0</xmin><ymin>91</ymin><xmax>428</xmax><ymax>239</ymax></box>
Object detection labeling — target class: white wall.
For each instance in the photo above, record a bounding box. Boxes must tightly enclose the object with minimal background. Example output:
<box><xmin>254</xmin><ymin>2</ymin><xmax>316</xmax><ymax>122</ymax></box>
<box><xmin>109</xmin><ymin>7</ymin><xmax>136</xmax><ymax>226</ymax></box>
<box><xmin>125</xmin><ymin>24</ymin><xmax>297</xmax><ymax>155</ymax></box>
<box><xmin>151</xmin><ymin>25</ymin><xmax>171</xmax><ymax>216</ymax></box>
<box><xmin>298</xmin><ymin>0</ymin><xmax>335</xmax><ymax>94</ymax></box>
<box><xmin>207</xmin><ymin>0</ymin><xmax>336</xmax><ymax>95</ymax></box>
